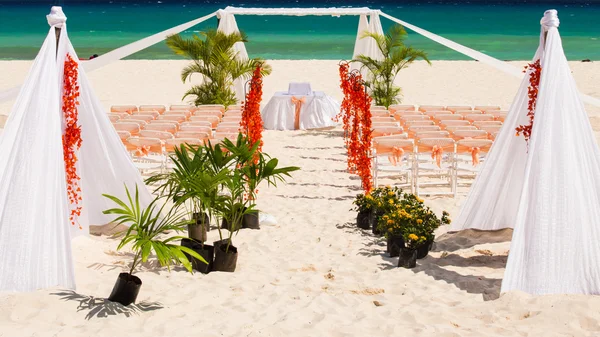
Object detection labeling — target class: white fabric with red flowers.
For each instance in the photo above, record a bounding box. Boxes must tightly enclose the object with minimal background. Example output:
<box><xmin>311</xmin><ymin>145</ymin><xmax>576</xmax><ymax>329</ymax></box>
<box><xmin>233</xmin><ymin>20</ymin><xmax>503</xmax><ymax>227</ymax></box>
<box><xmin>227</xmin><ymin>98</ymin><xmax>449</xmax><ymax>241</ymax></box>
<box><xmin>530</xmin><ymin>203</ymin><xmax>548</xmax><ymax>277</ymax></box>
<box><xmin>0</xmin><ymin>7</ymin><xmax>152</xmax><ymax>292</ymax></box>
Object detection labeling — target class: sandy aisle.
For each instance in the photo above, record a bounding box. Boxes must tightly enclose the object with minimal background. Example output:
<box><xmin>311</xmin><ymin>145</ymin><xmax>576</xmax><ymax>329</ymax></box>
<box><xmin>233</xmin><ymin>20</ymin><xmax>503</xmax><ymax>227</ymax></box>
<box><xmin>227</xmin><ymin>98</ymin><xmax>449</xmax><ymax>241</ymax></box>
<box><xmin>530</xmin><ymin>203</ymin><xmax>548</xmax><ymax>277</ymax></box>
<box><xmin>1</xmin><ymin>60</ymin><xmax>600</xmax><ymax>335</ymax></box>
<box><xmin>1</xmin><ymin>129</ymin><xmax>600</xmax><ymax>336</ymax></box>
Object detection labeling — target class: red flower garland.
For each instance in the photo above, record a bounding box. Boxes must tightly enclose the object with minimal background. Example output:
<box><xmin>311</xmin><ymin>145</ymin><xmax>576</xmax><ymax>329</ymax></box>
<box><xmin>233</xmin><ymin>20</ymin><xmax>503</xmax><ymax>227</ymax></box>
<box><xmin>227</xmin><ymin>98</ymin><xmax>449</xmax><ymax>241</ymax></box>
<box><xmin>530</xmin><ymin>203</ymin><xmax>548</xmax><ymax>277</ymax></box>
<box><xmin>336</xmin><ymin>63</ymin><xmax>353</xmax><ymax>147</ymax></box>
<box><xmin>62</xmin><ymin>54</ymin><xmax>83</xmax><ymax>228</ymax></box>
<box><xmin>515</xmin><ymin>59</ymin><xmax>542</xmax><ymax>145</ymax></box>
<box><xmin>241</xmin><ymin>65</ymin><xmax>264</xmax><ymax>153</ymax></box>
<box><xmin>338</xmin><ymin>64</ymin><xmax>373</xmax><ymax>194</ymax></box>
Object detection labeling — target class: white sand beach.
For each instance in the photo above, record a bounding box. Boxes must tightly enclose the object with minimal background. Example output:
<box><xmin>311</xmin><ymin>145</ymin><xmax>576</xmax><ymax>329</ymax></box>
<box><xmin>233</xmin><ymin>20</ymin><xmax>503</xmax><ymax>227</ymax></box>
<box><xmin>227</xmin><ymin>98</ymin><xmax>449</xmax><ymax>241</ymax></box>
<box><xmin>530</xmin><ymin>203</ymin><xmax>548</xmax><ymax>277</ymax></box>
<box><xmin>1</xmin><ymin>59</ymin><xmax>600</xmax><ymax>336</ymax></box>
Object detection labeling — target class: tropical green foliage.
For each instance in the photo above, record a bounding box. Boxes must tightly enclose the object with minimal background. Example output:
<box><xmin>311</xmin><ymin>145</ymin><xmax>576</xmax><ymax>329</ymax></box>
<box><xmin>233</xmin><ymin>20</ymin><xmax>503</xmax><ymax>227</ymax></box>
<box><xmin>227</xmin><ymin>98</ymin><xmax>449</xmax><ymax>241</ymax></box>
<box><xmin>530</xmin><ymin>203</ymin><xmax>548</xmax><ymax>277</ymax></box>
<box><xmin>353</xmin><ymin>24</ymin><xmax>430</xmax><ymax>108</ymax></box>
<box><xmin>166</xmin><ymin>30</ymin><xmax>272</xmax><ymax>107</ymax></box>
<box><xmin>145</xmin><ymin>133</ymin><xmax>299</xmax><ymax>253</ymax></box>
<box><xmin>102</xmin><ymin>185</ymin><xmax>207</xmax><ymax>275</ymax></box>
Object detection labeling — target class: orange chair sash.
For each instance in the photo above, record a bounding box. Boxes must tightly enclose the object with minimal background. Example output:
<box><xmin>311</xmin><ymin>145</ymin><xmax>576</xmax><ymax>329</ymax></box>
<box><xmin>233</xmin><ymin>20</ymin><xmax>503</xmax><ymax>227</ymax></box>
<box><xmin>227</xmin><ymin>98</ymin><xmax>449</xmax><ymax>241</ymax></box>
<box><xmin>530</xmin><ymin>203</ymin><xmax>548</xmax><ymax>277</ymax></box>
<box><xmin>470</xmin><ymin>147</ymin><xmax>480</xmax><ymax>166</ymax></box>
<box><xmin>431</xmin><ymin>145</ymin><xmax>443</xmax><ymax>168</ymax></box>
<box><xmin>291</xmin><ymin>96</ymin><xmax>306</xmax><ymax>130</ymax></box>
<box><xmin>135</xmin><ymin>145</ymin><xmax>151</xmax><ymax>157</ymax></box>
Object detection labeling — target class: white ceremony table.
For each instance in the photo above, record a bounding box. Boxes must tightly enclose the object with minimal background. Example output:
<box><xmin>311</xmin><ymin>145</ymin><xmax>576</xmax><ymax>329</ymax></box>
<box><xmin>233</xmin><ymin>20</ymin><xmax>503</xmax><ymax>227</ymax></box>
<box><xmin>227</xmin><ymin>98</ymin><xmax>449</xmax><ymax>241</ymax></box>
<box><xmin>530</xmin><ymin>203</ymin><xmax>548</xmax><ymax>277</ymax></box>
<box><xmin>261</xmin><ymin>91</ymin><xmax>340</xmax><ymax>131</ymax></box>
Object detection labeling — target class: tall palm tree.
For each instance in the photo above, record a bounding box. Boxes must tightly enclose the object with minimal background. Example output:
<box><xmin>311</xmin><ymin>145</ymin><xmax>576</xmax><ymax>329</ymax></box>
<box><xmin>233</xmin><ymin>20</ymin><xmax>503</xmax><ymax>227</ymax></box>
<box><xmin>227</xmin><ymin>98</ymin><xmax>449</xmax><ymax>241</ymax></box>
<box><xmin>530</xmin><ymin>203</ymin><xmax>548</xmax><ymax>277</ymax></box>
<box><xmin>353</xmin><ymin>24</ymin><xmax>430</xmax><ymax>108</ymax></box>
<box><xmin>166</xmin><ymin>30</ymin><xmax>272</xmax><ymax>107</ymax></box>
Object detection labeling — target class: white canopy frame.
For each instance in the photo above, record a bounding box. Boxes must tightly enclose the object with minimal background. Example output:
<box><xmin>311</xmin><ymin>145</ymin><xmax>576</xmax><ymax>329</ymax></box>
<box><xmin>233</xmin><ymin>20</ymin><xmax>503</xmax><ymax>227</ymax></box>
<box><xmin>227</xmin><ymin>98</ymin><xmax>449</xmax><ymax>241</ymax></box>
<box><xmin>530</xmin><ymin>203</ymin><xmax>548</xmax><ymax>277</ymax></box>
<box><xmin>0</xmin><ymin>7</ymin><xmax>598</xmax><ymax>107</ymax></box>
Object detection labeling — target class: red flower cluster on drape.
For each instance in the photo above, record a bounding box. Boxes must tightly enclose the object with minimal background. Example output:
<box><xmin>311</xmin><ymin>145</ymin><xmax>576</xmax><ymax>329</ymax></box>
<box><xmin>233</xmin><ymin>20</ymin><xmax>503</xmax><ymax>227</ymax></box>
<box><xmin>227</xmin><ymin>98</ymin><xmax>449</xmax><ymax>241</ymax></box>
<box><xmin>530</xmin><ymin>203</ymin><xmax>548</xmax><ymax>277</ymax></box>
<box><xmin>335</xmin><ymin>63</ymin><xmax>353</xmax><ymax>147</ymax></box>
<box><xmin>338</xmin><ymin>64</ymin><xmax>373</xmax><ymax>194</ymax></box>
<box><xmin>241</xmin><ymin>65</ymin><xmax>264</xmax><ymax>153</ymax></box>
<box><xmin>62</xmin><ymin>54</ymin><xmax>83</xmax><ymax>228</ymax></box>
<box><xmin>515</xmin><ymin>59</ymin><xmax>542</xmax><ymax>145</ymax></box>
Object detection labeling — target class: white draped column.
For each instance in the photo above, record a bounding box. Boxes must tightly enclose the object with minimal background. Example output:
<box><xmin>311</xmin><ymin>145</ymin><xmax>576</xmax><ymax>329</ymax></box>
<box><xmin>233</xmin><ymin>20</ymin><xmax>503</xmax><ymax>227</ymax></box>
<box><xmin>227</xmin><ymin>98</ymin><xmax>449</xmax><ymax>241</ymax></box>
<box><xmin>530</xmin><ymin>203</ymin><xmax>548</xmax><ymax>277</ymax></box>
<box><xmin>366</xmin><ymin>11</ymin><xmax>384</xmax><ymax>61</ymax></box>
<box><xmin>351</xmin><ymin>14</ymin><xmax>369</xmax><ymax>72</ymax></box>
<box><xmin>217</xmin><ymin>10</ymin><xmax>249</xmax><ymax>103</ymax></box>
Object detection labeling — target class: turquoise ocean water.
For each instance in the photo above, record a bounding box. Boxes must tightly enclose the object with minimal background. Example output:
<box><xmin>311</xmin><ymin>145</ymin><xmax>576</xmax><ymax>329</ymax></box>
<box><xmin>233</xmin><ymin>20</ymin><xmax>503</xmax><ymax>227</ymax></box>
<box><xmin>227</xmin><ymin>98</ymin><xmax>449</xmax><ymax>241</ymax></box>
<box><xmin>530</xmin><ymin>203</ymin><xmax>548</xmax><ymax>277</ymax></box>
<box><xmin>0</xmin><ymin>1</ymin><xmax>598</xmax><ymax>60</ymax></box>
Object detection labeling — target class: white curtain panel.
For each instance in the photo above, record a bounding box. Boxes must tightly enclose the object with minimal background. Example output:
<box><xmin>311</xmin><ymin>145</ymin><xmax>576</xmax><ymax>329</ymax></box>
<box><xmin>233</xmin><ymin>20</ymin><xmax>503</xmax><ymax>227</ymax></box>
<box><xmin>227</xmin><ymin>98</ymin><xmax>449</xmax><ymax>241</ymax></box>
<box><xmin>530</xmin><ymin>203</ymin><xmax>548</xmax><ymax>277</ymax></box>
<box><xmin>0</xmin><ymin>22</ymin><xmax>75</xmax><ymax>291</ymax></box>
<box><xmin>501</xmin><ymin>10</ymin><xmax>600</xmax><ymax>295</ymax></box>
<box><xmin>366</xmin><ymin>12</ymin><xmax>384</xmax><ymax>61</ymax></box>
<box><xmin>217</xmin><ymin>10</ymin><xmax>249</xmax><ymax>103</ymax></box>
<box><xmin>0</xmin><ymin>7</ymin><xmax>153</xmax><ymax>291</ymax></box>
<box><xmin>450</xmin><ymin>26</ymin><xmax>547</xmax><ymax>232</ymax></box>
<box><xmin>351</xmin><ymin>14</ymin><xmax>369</xmax><ymax>72</ymax></box>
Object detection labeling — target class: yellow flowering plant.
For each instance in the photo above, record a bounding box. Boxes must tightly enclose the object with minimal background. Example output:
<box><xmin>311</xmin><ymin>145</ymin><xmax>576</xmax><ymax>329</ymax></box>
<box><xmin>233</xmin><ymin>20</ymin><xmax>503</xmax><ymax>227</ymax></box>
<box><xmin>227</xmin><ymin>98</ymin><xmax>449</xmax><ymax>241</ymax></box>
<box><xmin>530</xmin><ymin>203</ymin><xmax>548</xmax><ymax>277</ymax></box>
<box><xmin>353</xmin><ymin>186</ymin><xmax>402</xmax><ymax>214</ymax></box>
<box><xmin>369</xmin><ymin>186</ymin><xmax>403</xmax><ymax>214</ymax></box>
<box><xmin>352</xmin><ymin>193</ymin><xmax>378</xmax><ymax>213</ymax></box>
<box><xmin>377</xmin><ymin>191</ymin><xmax>452</xmax><ymax>244</ymax></box>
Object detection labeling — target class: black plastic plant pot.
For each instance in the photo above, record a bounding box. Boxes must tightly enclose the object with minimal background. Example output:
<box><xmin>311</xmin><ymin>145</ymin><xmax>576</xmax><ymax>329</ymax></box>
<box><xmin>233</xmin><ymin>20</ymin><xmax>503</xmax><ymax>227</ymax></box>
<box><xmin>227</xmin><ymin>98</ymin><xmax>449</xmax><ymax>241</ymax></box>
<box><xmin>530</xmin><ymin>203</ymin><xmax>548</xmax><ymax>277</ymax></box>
<box><xmin>213</xmin><ymin>242</ymin><xmax>238</xmax><ymax>272</ymax></box>
<box><xmin>371</xmin><ymin>212</ymin><xmax>383</xmax><ymax>236</ymax></box>
<box><xmin>428</xmin><ymin>236</ymin><xmax>436</xmax><ymax>251</ymax></box>
<box><xmin>181</xmin><ymin>238</ymin><xmax>213</xmax><ymax>274</ymax></box>
<box><xmin>242</xmin><ymin>210</ymin><xmax>260</xmax><ymax>230</ymax></box>
<box><xmin>416</xmin><ymin>243</ymin><xmax>430</xmax><ymax>259</ymax></box>
<box><xmin>387</xmin><ymin>235</ymin><xmax>405</xmax><ymax>257</ymax></box>
<box><xmin>189</xmin><ymin>213</ymin><xmax>209</xmax><ymax>242</ymax></box>
<box><xmin>107</xmin><ymin>272</ymin><xmax>142</xmax><ymax>306</ymax></box>
<box><xmin>398</xmin><ymin>248</ymin><xmax>417</xmax><ymax>269</ymax></box>
<box><xmin>356</xmin><ymin>211</ymin><xmax>371</xmax><ymax>230</ymax></box>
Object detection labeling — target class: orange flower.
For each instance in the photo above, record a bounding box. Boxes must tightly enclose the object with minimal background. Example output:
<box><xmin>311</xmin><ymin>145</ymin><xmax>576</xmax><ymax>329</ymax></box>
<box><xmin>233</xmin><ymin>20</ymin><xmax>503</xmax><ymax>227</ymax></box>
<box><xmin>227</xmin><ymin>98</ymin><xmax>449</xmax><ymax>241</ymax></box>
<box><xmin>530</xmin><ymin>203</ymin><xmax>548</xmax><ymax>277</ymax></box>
<box><xmin>62</xmin><ymin>54</ymin><xmax>83</xmax><ymax>229</ymax></box>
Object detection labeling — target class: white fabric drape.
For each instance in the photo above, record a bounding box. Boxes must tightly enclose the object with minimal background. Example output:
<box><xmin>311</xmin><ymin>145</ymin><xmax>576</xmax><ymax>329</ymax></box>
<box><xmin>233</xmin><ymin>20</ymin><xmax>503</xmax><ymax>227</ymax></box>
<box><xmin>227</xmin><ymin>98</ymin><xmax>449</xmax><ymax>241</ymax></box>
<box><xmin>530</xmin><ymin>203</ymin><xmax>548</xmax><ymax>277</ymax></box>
<box><xmin>0</xmin><ymin>25</ymin><xmax>74</xmax><ymax>291</ymax></box>
<box><xmin>501</xmin><ymin>10</ymin><xmax>600</xmax><ymax>295</ymax></box>
<box><xmin>262</xmin><ymin>92</ymin><xmax>339</xmax><ymax>130</ymax></box>
<box><xmin>351</xmin><ymin>14</ymin><xmax>369</xmax><ymax>72</ymax></box>
<box><xmin>0</xmin><ymin>7</ymin><xmax>153</xmax><ymax>291</ymax></box>
<box><xmin>366</xmin><ymin>12</ymin><xmax>384</xmax><ymax>61</ymax></box>
<box><xmin>223</xmin><ymin>6</ymin><xmax>372</xmax><ymax>16</ymax></box>
<box><xmin>217</xmin><ymin>10</ymin><xmax>249</xmax><ymax>103</ymax></box>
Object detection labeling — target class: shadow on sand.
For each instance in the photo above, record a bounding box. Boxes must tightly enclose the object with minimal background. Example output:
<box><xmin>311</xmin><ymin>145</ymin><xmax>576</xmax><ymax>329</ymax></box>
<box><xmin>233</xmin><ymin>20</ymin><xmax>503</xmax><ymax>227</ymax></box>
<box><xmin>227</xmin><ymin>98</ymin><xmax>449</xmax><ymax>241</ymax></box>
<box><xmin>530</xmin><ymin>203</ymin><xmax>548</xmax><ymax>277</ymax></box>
<box><xmin>339</xmin><ymin>222</ymin><xmax>507</xmax><ymax>301</ymax></box>
<box><xmin>52</xmin><ymin>290</ymin><xmax>163</xmax><ymax>319</ymax></box>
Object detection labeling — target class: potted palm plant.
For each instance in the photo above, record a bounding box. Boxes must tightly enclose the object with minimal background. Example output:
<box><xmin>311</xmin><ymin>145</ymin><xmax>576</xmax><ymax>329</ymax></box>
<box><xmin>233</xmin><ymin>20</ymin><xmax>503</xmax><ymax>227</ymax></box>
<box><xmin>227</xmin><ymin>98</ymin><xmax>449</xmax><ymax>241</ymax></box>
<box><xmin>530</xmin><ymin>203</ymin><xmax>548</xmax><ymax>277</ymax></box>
<box><xmin>166</xmin><ymin>30</ymin><xmax>272</xmax><ymax>106</ymax></box>
<box><xmin>102</xmin><ymin>185</ymin><xmax>206</xmax><ymax>305</ymax></box>
<box><xmin>222</xmin><ymin>133</ymin><xmax>300</xmax><ymax>229</ymax></box>
<box><xmin>353</xmin><ymin>24</ymin><xmax>430</xmax><ymax>108</ymax></box>
<box><xmin>211</xmin><ymin>167</ymin><xmax>253</xmax><ymax>272</ymax></box>
<box><xmin>146</xmin><ymin>144</ymin><xmax>209</xmax><ymax>243</ymax></box>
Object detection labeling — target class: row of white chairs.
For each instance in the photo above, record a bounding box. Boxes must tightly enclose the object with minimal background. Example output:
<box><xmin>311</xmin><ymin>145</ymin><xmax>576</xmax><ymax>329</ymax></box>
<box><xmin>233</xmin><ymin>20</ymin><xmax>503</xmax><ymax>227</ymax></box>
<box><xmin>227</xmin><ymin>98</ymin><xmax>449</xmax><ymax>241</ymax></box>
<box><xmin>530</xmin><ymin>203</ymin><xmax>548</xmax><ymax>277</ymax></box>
<box><xmin>372</xmin><ymin>137</ymin><xmax>493</xmax><ymax>197</ymax></box>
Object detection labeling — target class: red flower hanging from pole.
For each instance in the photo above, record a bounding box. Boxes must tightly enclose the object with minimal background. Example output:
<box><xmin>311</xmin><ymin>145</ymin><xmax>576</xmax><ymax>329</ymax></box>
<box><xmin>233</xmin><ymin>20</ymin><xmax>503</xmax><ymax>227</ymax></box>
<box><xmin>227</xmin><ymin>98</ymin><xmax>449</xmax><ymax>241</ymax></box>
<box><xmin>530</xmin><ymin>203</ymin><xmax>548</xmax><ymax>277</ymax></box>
<box><xmin>515</xmin><ymin>59</ymin><xmax>542</xmax><ymax>146</ymax></box>
<box><xmin>339</xmin><ymin>63</ymin><xmax>373</xmax><ymax>194</ymax></box>
<box><xmin>62</xmin><ymin>54</ymin><xmax>83</xmax><ymax>228</ymax></box>
<box><xmin>241</xmin><ymin>64</ymin><xmax>264</xmax><ymax>153</ymax></box>
<box><xmin>336</xmin><ymin>62</ymin><xmax>353</xmax><ymax>147</ymax></box>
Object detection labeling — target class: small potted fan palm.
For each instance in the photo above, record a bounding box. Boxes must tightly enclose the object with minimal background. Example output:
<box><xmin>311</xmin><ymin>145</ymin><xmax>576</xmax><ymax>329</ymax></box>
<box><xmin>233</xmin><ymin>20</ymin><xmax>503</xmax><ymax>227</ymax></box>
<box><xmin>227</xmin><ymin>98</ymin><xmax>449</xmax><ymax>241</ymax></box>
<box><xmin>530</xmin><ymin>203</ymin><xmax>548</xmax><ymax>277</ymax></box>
<box><xmin>212</xmin><ymin>168</ymin><xmax>254</xmax><ymax>272</ymax></box>
<box><xmin>221</xmin><ymin>133</ymin><xmax>299</xmax><ymax>230</ymax></box>
<box><xmin>146</xmin><ymin>144</ymin><xmax>210</xmax><ymax>243</ymax></box>
<box><xmin>103</xmin><ymin>185</ymin><xmax>206</xmax><ymax>305</ymax></box>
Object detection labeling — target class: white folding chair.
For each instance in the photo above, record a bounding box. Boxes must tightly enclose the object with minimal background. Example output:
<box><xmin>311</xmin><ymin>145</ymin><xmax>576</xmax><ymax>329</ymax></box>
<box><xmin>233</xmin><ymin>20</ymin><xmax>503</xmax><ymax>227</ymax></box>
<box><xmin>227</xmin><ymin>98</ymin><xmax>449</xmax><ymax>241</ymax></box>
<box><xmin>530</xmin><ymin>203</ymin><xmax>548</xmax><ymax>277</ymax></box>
<box><xmin>454</xmin><ymin>139</ymin><xmax>493</xmax><ymax>186</ymax></box>
<box><xmin>415</xmin><ymin>138</ymin><xmax>456</xmax><ymax>197</ymax></box>
<box><xmin>372</xmin><ymin>138</ymin><xmax>415</xmax><ymax>192</ymax></box>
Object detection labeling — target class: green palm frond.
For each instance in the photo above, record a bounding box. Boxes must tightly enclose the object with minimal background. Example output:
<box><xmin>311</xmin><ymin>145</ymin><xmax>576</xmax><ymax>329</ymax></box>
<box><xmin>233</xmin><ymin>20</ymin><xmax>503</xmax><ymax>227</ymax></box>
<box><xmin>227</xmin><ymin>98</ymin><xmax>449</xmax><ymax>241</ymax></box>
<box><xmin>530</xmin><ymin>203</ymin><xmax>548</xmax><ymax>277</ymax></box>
<box><xmin>166</xmin><ymin>28</ymin><xmax>270</xmax><ymax>107</ymax></box>
<box><xmin>353</xmin><ymin>24</ymin><xmax>430</xmax><ymax>108</ymax></box>
<box><xmin>103</xmin><ymin>185</ymin><xmax>207</xmax><ymax>275</ymax></box>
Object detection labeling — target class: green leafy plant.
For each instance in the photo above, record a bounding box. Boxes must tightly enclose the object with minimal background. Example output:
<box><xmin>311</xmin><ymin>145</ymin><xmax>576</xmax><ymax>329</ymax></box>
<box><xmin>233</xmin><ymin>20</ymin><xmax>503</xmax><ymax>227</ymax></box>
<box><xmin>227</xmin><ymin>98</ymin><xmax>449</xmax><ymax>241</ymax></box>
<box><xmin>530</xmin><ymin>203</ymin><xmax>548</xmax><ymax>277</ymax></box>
<box><xmin>221</xmin><ymin>133</ymin><xmax>300</xmax><ymax>202</ymax></box>
<box><xmin>166</xmin><ymin>29</ymin><xmax>272</xmax><ymax>107</ymax></box>
<box><xmin>353</xmin><ymin>24</ymin><xmax>430</xmax><ymax>108</ymax></box>
<box><xmin>102</xmin><ymin>185</ymin><xmax>207</xmax><ymax>275</ymax></box>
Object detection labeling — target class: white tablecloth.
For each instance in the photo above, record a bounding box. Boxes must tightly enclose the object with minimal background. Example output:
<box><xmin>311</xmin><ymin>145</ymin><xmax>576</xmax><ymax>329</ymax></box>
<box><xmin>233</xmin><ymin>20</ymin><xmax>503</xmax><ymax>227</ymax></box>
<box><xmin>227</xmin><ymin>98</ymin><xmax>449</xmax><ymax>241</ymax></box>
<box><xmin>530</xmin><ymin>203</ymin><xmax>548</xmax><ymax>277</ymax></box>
<box><xmin>261</xmin><ymin>91</ymin><xmax>340</xmax><ymax>130</ymax></box>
